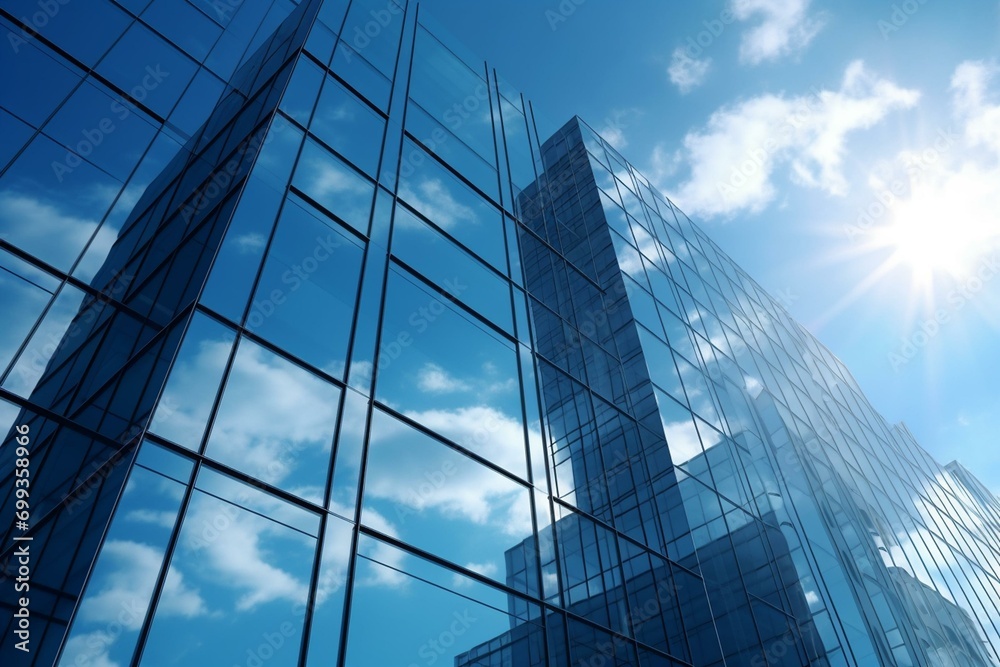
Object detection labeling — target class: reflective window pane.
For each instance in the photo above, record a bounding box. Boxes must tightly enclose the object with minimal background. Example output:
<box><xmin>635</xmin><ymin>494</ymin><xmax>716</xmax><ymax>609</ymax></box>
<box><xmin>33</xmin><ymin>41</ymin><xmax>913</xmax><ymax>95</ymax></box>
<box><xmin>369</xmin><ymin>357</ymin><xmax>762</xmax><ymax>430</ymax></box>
<box><xmin>391</xmin><ymin>202</ymin><xmax>512</xmax><ymax>332</ymax></box>
<box><xmin>138</xmin><ymin>469</ymin><xmax>318</xmax><ymax>666</ymax></box>
<box><xmin>205</xmin><ymin>338</ymin><xmax>341</xmax><ymax>504</ymax></box>
<box><xmin>56</xmin><ymin>454</ymin><xmax>189</xmax><ymax>667</ymax></box>
<box><xmin>149</xmin><ymin>313</ymin><xmax>236</xmax><ymax>449</ymax></box>
<box><xmin>247</xmin><ymin>196</ymin><xmax>364</xmax><ymax>376</ymax></box>
<box><xmin>398</xmin><ymin>139</ymin><xmax>505</xmax><ymax>271</ymax></box>
<box><xmin>302</xmin><ymin>515</ymin><xmax>354</xmax><ymax>667</ymax></box>
<box><xmin>362</xmin><ymin>408</ymin><xmax>534</xmax><ymax>591</ymax></box>
<box><xmin>292</xmin><ymin>138</ymin><xmax>374</xmax><ymax>234</ymax></box>
<box><xmin>345</xmin><ymin>535</ymin><xmax>544</xmax><ymax>666</ymax></box>
<box><xmin>376</xmin><ymin>267</ymin><xmax>526</xmax><ymax>478</ymax></box>
<box><xmin>311</xmin><ymin>75</ymin><xmax>385</xmax><ymax>177</ymax></box>
<box><xmin>408</xmin><ymin>26</ymin><xmax>495</xmax><ymax>167</ymax></box>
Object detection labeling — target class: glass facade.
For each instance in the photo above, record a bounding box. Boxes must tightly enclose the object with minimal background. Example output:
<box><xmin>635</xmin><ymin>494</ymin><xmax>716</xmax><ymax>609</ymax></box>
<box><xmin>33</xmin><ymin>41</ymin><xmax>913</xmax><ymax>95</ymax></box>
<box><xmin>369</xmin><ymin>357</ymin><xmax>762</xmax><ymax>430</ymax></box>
<box><xmin>0</xmin><ymin>1</ymin><xmax>997</xmax><ymax>665</ymax></box>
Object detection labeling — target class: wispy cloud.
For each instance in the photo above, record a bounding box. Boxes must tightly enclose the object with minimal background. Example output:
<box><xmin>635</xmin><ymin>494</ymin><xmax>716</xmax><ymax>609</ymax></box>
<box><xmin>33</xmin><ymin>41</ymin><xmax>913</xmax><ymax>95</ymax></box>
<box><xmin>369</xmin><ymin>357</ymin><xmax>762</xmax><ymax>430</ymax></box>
<box><xmin>953</xmin><ymin>60</ymin><xmax>1000</xmax><ymax>153</ymax></box>
<box><xmin>668</xmin><ymin>48</ymin><xmax>712</xmax><ymax>93</ymax></box>
<box><xmin>597</xmin><ymin>108</ymin><xmax>643</xmax><ymax>149</ymax></box>
<box><xmin>731</xmin><ymin>0</ymin><xmax>827</xmax><ymax>65</ymax></box>
<box><xmin>181</xmin><ymin>492</ymin><xmax>312</xmax><ymax>611</ymax></box>
<box><xmin>205</xmin><ymin>341</ymin><xmax>340</xmax><ymax>501</ymax></box>
<box><xmin>78</xmin><ymin>540</ymin><xmax>207</xmax><ymax>627</ymax></box>
<box><xmin>647</xmin><ymin>143</ymin><xmax>683</xmax><ymax>185</ymax></box>
<box><xmin>398</xmin><ymin>178</ymin><xmax>476</xmax><ymax>231</ymax></box>
<box><xmin>0</xmin><ymin>193</ymin><xmax>110</xmax><ymax>270</ymax></box>
<box><xmin>665</xmin><ymin>61</ymin><xmax>919</xmax><ymax>218</ymax></box>
<box><xmin>417</xmin><ymin>363</ymin><xmax>471</xmax><ymax>393</ymax></box>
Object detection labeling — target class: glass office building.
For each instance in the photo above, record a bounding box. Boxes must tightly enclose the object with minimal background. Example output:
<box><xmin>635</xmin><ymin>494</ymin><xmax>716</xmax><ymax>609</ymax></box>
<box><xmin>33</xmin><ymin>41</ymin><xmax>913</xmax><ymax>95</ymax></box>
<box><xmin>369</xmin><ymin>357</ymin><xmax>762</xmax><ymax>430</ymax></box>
<box><xmin>1</xmin><ymin>1</ymin><xmax>997</xmax><ymax>665</ymax></box>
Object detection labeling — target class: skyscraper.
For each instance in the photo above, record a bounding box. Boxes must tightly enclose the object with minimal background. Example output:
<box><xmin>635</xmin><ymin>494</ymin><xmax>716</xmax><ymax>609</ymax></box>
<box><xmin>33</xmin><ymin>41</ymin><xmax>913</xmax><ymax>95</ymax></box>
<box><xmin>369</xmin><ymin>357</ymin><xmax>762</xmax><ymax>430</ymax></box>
<box><xmin>1</xmin><ymin>1</ymin><xmax>997</xmax><ymax>666</ymax></box>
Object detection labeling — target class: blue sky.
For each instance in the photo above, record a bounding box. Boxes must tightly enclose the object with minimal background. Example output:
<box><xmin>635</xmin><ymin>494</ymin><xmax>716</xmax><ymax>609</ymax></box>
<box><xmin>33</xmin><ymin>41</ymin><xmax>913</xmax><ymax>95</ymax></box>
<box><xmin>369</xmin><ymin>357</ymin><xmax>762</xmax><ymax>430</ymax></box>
<box><xmin>418</xmin><ymin>0</ymin><xmax>1000</xmax><ymax>494</ymax></box>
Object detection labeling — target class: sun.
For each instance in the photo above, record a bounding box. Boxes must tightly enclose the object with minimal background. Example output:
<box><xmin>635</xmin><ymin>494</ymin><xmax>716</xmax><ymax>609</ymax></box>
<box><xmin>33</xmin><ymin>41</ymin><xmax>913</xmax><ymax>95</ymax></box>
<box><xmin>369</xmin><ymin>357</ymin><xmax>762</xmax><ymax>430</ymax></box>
<box><xmin>872</xmin><ymin>192</ymin><xmax>995</xmax><ymax>288</ymax></box>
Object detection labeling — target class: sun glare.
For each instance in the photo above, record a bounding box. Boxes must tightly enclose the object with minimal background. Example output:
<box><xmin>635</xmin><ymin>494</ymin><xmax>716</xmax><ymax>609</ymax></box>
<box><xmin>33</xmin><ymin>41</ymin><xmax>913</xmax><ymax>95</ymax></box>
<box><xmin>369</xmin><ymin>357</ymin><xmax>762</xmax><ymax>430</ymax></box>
<box><xmin>874</xmin><ymin>195</ymin><xmax>995</xmax><ymax>287</ymax></box>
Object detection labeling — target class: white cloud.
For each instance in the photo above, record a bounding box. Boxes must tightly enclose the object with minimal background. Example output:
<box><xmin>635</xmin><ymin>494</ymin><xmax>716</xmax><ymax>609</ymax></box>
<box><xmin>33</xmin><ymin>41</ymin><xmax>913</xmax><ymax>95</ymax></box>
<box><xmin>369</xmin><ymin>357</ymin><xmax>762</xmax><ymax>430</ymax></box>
<box><xmin>205</xmin><ymin>341</ymin><xmax>339</xmax><ymax>500</ymax></box>
<box><xmin>662</xmin><ymin>419</ymin><xmax>703</xmax><ymax>465</ymax></box>
<box><xmin>731</xmin><ymin>0</ymin><xmax>827</xmax><ymax>65</ymax></box>
<box><xmin>0</xmin><ymin>192</ymin><xmax>107</xmax><ymax>270</ymax></box>
<box><xmin>182</xmin><ymin>494</ymin><xmax>312</xmax><ymax>611</ymax></box>
<box><xmin>123</xmin><ymin>509</ymin><xmax>178</xmax><ymax>528</ymax></box>
<box><xmin>352</xmin><ymin>505</ymin><xmax>410</xmax><ymax>589</ymax></box>
<box><xmin>667</xmin><ymin>60</ymin><xmax>919</xmax><ymax>218</ymax></box>
<box><xmin>398</xmin><ymin>178</ymin><xmax>475</xmax><ymax>231</ymax></box>
<box><xmin>417</xmin><ymin>362</ymin><xmax>471</xmax><ymax>393</ymax></box>
<box><xmin>952</xmin><ymin>60</ymin><xmax>1000</xmax><ymax>153</ymax></box>
<box><xmin>366</xmin><ymin>405</ymin><xmax>530</xmax><ymax>527</ymax></box>
<box><xmin>305</xmin><ymin>156</ymin><xmax>370</xmax><ymax>199</ymax></box>
<box><xmin>647</xmin><ymin>144</ymin><xmax>683</xmax><ymax>189</ymax></box>
<box><xmin>59</xmin><ymin>631</ymin><xmax>120</xmax><ymax>667</ymax></box>
<box><xmin>668</xmin><ymin>48</ymin><xmax>712</xmax><ymax>93</ymax></box>
<box><xmin>452</xmin><ymin>561</ymin><xmax>499</xmax><ymax>588</ymax></box>
<box><xmin>77</xmin><ymin>540</ymin><xmax>207</xmax><ymax>629</ymax></box>
<box><xmin>150</xmin><ymin>339</ymin><xmax>231</xmax><ymax>447</ymax></box>
<box><xmin>234</xmin><ymin>232</ymin><xmax>267</xmax><ymax>253</ymax></box>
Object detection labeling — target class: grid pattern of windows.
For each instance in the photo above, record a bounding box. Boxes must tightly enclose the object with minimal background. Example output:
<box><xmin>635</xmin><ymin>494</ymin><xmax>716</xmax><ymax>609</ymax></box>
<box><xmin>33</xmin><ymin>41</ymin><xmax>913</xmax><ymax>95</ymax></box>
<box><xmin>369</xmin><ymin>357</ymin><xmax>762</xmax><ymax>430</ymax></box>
<box><xmin>1</xmin><ymin>1</ymin><xmax>997</xmax><ymax>666</ymax></box>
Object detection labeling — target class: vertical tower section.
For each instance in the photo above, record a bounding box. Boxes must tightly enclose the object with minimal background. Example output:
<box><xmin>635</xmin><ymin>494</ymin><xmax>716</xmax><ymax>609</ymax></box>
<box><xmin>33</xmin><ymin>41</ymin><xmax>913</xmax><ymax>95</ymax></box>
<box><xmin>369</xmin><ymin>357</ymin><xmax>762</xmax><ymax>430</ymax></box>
<box><xmin>519</xmin><ymin>117</ymin><xmax>827</xmax><ymax>666</ymax></box>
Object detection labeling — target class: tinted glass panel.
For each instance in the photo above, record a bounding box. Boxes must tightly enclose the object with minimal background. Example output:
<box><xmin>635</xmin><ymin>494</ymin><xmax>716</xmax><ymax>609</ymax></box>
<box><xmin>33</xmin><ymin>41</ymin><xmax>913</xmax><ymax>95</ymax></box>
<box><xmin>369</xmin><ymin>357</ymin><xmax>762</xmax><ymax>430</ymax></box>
<box><xmin>362</xmin><ymin>408</ymin><xmax>534</xmax><ymax>591</ymax></box>
<box><xmin>311</xmin><ymin>75</ymin><xmax>385</xmax><ymax>177</ymax></box>
<box><xmin>149</xmin><ymin>313</ymin><xmax>235</xmax><ymax>449</ymax></box>
<box><xmin>292</xmin><ymin>138</ymin><xmax>374</xmax><ymax>234</ymax></box>
<box><xmin>138</xmin><ymin>469</ymin><xmax>318</xmax><ymax>666</ymax></box>
<box><xmin>376</xmin><ymin>267</ymin><xmax>526</xmax><ymax>478</ymax></box>
<box><xmin>56</xmin><ymin>458</ymin><xmax>189</xmax><ymax>667</ymax></box>
<box><xmin>247</xmin><ymin>196</ymin><xmax>364</xmax><ymax>376</ymax></box>
<box><xmin>391</xmin><ymin>202</ymin><xmax>512</xmax><ymax>332</ymax></box>
<box><xmin>398</xmin><ymin>139</ymin><xmax>504</xmax><ymax>271</ymax></box>
<box><xmin>205</xmin><ymin>338</ymin><xmax>341</xmax><ymax>504</ymax></box>
<box><xmin>345</xmin><ymin>535</ymin><xmax>544</xmax><ymax>666</ymax></box>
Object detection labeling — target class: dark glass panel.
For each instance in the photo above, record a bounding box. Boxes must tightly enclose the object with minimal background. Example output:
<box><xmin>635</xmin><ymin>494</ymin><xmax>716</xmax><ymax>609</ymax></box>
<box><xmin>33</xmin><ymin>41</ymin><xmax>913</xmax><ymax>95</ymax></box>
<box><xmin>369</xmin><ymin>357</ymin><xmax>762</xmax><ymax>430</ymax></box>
<box><xmin>246</xmin><ymin>195</ymin><xmax>364</xmax><ymax>376</ymax></box>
